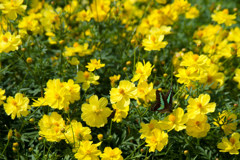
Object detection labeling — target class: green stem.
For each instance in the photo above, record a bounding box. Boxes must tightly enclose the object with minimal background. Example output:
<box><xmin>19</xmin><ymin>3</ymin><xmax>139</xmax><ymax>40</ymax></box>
<box><xmin>109</xmin><ymin>119</ymin><xmax>113</xmax><ymax>136</ymax></box>
<box><xmin>1</xmin><ymin>139</ymin><xmax>10</xmax><ymax>155</ymax></box>
<box><xmin>125</xmin><ymin>141</ymin><xmax>145</xmax><ymax>160</ymax></box>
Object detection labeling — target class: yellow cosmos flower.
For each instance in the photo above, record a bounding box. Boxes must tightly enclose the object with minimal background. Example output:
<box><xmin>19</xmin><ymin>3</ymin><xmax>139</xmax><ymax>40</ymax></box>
<box><xmin>0</xmin><ymin>32</ymin><xmax>22</xmax><ymax>53</ymax></box>
<box><xmin>4</xmin><ymin>93</ymin><xmax>30</xmax><ymax>120</ymax></box>
<box><xmin>81</xmin><ymin>95</ymin><xmax>112</xmax><ymax>128</ymax></box>
<box><xmin>175</xmin><ymin>67</ymin><xmax>199</xmax><ymax>85</ymax></box>
<box><xmin>76</xmin><ymin>10</ymin><xmax>92</xmax><ymax>22</ymax></box>
<box><xmin>44</xmin><ymin>79</ymin><xmax>70</xmax><ymax>110</ymax></box>
<box><xmin>142</xmin><ymin>34</ymin><xmax>168</xmax><ymax>51</ymax></box>
<box><xmin>0</xmin><ymin>88</ymin><xmax>6</xmax><ymax>105</ymax></box>
<box><xmin>187</xmin><ymin>94</ymin><xmax>216</xmax><ymax>119</ymax></box>
<box><xmin>145</xmin><ymin>128</ymin><xmax>168</xmax><ymax>152</ymax></box>
<box><xmin>233</xmin><ymin>68</ymin><xmax>240</xmax><ymax>89</ymax></box>
<box><xmin>217</xmin><ymin>132</ymin><xmax>240</xmax><ymax>155</ymax></box>
<box><xmin>86</xmin><ymin>59</ymin><xmax>105</xmax><ymax>72</ymax></box>
<box><xmin>101</xmin><ymin>147</ymin><xmax>123</xmax><ymax>160</ymax></box>
<box><xmin>149</xmin><ymin>26</ymin><xmax>172</xmax><ymax>36</ymax></box>
<box><xmin>90</xmin><ymin>0</ymin><xmax>110</xmax><ymax>22</ymax></box>
<box><xmin>200</xmin><ymin>64</ymin><xmax>224</xmax><ymax>89</ymax></box>
<box><xmin>63</xmin><ymin>79</ymin><xmax>80</xmax><ymax>103</ymax></box>
<box><xmin>65</xmin><ymin>120</ymin><xmax>92</xmax><ymax>152</ymax></box>
<box><xmin>112</xmin><ymin>100</ymin><xmax>129</xmax><ymax>123</ymax></box>
<box><xmin>110</xmin><ymin>80</ymin><xmax>137</xmax><ymax>106</ymax></box>
<box><xmin>136</xmin><ymin>81</ymin><xmax>156</xmax><ymax>105</ymax></box>
<box><xmin>68</xmin><ymin>57</ymin><xmax>80</xmax><ymax>65</ymax></box>
<box><xmin>213</xmin><ymin>111</ymin><xmax>237</xmax><ymax>135</ymax></box>
<box><xmin>186</xmin><ymin>114</ymin><xmax>210</xmax><ymax>138</ymax></box>
<box><xmin>180</xmin><ymin>51</ymin><xmax>210</xmax><ymax>70</ymax></box>
<box><xmin>139</xmin><ymin>119</ymin><xmax>162</xmax><ymax>139</ymax></box>
<box><xmin>161</xmin><ymin>107</ymin><xmax>188</xmax><ymax>132</ymax></box>
<box><xmin>185</xmin><ymin>6</ymin><xmax>199</xmax><ymax>19</ymax></box>
<box><xmin>18</xmin><ymin>14</ymin><xmax>42</xmax><ymax>36</ymax></box>
<box><xmin>131</xmin><ymin>61</ymin><xmax>154</xmax><ymax>83</ymax></box>
<box><xmin>109</xmin><ymin>74</ymin><xmax>121</xmax><ymax>87</ymax></box>
<box><xmin>0</xmin><ymin>0</ymin><xmax>27</xmax><ymax>20</ymax></box>
<box><xmin>74</xmin><ymin>141</ymin><xmax>101</xmax><ymax>160</ymax></box>
<box><xmin>76</xmin><ymin>71</ymin><xmax>99</xmax><ymax>90</ymax></box>
<box><xmin>211</xmin><ymin>9</ymin><xmax>236</xmax><ymax>27</ymax></box>
<box><xmin>228</xmin><ymin>27</ymin><xmax>240</xmax><ymax>43</ymax></box>
<box><xmin>38</xmin><ymin>112</ymin><xmax>65</xmax><ymax>142</ymax></box>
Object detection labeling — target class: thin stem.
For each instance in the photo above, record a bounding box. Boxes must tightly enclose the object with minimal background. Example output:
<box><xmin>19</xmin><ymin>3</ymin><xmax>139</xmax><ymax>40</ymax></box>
<box><xmin>125</xmin><ymin>141</ymin><xmax>145</xmax><ymax>160</ymax></box>
<box><xmin>1</xmin><ymin>139</ymin><xmax>10</xmax><ymax>155</ymax></box>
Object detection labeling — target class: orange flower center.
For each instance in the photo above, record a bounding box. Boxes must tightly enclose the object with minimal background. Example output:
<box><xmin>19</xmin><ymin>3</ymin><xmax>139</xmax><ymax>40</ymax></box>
<box><xmin>73</xmin><ymin>42</ymin><xmax>79</xmax><ymax>48</ymax></box>
<box><xmin>197</xmin><ymin>102</ymin><xmax>202</xmax><ymax>108</ymax></box>
<box><xmin>150</xmin><ymin>35</ymin><xmax>156</xmax><ymax>43</ymax></box>
<box><xmin>192</xmin><ymin>54</ymin><xmax>199</xmax><ymax>61</ymax></box>
<box><xmin>195</xmin><ymin>121</ymin><xmax>201</xmax><ymax>126</ymax></box>
<box><xmin>109</xmin><ymin>151</ymin><xmax>116</xmax><ymax>157</ymax></box>
<box><xmin>83</xmin><ymin>71</ymin><xmax>90</xmax><ymax>79</ymax></box>
<box><xmin>207</xmin><ymin>75</ymin><xmax>213</xmax><ymax>83</ymax></box>
<box><xmin>119</xmin><ymin>88</ymin><xmax>125</xmax><ymax>95</ymax></box>
<box><xmin>55</xmin><ymin>93</ymin><xmax>61</xmax><ymax>100</ymax></box>
<box><xmin>186</xmin><ymin>70</ymin><xmax>191</xmax><ymax>76</ymax></box>
<box><xmin>169</xmin><ymin>114</ymin><xmax>176</xmax><ymax>122</ymax></box>
<box><xmin>3</xmin><ymin>36</ymin><xmax>8</xmax><ymax>43</ymax></box>
<box><xmin>148</xmin><ymin>123</ymin><xmax>154</xmax><ymax>130</ymax></box>
<box><xmin>86</xmin><ymin>150</ymin><xmax>91</xmax><ymax>155</ymax></box>
<box><xmin>230</xmin><ymin>137</ymin><xmax>235</xmax><ymax>145</ymax></box>
<box><xmin>11</xmin><ymin>100</ymin><xmax>17</xmax><ymax>106</ymax></box>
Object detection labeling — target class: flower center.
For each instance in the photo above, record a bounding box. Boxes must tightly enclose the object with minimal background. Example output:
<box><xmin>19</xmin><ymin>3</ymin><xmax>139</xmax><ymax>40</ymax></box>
<box><xmin>195</xmin><ymin>121</ymin><xmax>200</xmax><ymax>126</ymax></box>
<box><xmin>86</xmin><ymin>150</ymin><xmax>91</xmax><ymax>155</ymax></box>
<box><xmin>229</xmin><ymin>137</ymin><xmax>235</xmax><ymax>145</ymax></box>
<box><xmin>83</xmin><ymin>71</ymin><xmax>90</xmax><ymax>79</ymax></box>
<box><xmin>192</xmin><ymin>54</ymin><xmax>199</xmax><ymax>61</ymax></box>
<box><xmin>169</xmin><ymin>114</ymin><xmax>176</xmax><ymax>122</ymax></box>
<box><xmin>148</xmin><ymin>123</ymin><xmax>154</xmax><ymax>130</ymax></box>
<box><xmin>197</xmin><ymin>102</ymin><xmax>202</xmax><ymax>108</ymax></box>
<box><xmin>119</xmin><ymin>88</ymin><xmax>125</xmax><ymax>95</ymax></box>
<box><xmin>150</xmin><ymin>35</ymin><xmax>156</xmax><ymax>42</ymax></box>
<box><xmin>3</xmin><ymin>36</ymin><xmax>8</xmax><ymax>43</ymax></box>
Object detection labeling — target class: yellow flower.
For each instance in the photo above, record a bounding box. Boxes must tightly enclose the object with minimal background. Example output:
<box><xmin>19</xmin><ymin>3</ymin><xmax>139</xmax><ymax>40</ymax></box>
<box><xmin>76</xmin><ymin>71</ymin><xmax>99</xmax><ymax>90</ymax></box>
<box><xmin>18</xmin><ymin>14</ymin><xmax>42</xmax><ymax>36</ymax></box>
<box><xmin>211</xmin><ymin>9</ymin><xmax>236</xmax><ymax>27</ymax></box>
<box><xmin>156</xmin><ymin>0</ymin><xmax>167</xmax><ymax>4</ymax></box>
<box><xmin>145</xmin><ymin>128</ymin><xmax>168</xmax><ymax>152</ymax></box>
<box><xmin>131</xmin><ymin>61</ymin><xmax>154</xmax><ymax>83</ymax></box>
<box><xmin>63</xmin><ymin>79</ymin><xmax>80</xmax><ymax>103</ymax></box>
<box><xmin>74</xmin><ymin>141</ymin><xmax>101</xmax><ymax>160</ymax></box>
<box><xmin>0</xmin><ymin>32</ymin><xmax>22</xmax><ymax>53</ymax></box>
<box><xmin>199</xmin><ymin>64</ymin><xmax>224</xmax><ymax>89</ymax></box>
<box><xmin>142</xmin><ymin>34</ymin><xmax>168</xmax><ymax>51</ymax></box>
<box><xmin>76</xmin><ymin>10</ymin><xmax>92</xmax><ymax>22</ymax></box>
<box><xmin>38</xmin><ymin>112</ymin><xmax>65</xmax><ymax>142</ymax></box>
<box><xmin>109</xmin><ymin>74</ymin><xmax>121</xmax><ymax>87</ymax></box>
<box><xmin>217</xmin><ymin>132</ymin><xmax>240</xmax><ymax>155</ymax></box>
<box><xmin>44</xmin><ymin>79</ymin><xmax>70</xmax><ymax>110</ymax></box>
<box><xmin>0</xmin><ymin>88</ymin><xmax>6</xmax><ymax>105</ymax></box>
<box><xmin>180</xmin><ymin>51</ymin><xmax>210</xmax><ymax>70</ymax></box>
<box><xmin>86</xmin><ymin>59</ymin><xmax>105</xmax><ymax>72</ymax></box>
<box><xmin>149</xmin><ymin>26</ymin><xmax>172</xmax><ymax>36</ymax></box>
<box><xmin>90</xmin><ymin>0</ymin><xmax>110</xmax><ymax>22</ymax></box>
<box><xmin>213</xmin><ymin>111</ymin><xmax>237</xmax><ymax>135</ymax></box>
<box><xmin>233</xmin><ymin>68</ymin><xmax>240</xmax><ymax>89</ymax></box>
<box><xmin>186</xmin><ymin>114</ymin><xmax>210</xmax><ymax>138</ymax></box>
<box><xmin>101</xmin><ymin>147</ymin><xmax>123</xmax><ymax>160</ymax></box>
<box><xmin>4</xmin><ymin>93</ymin><xmax>30</xmax><ymax>119</ymax></box>
<box><xmin>161</xmin><ymin>107</ymin><xmax>188</xmax><ymax>132</ymax></box>
<box><xmin>110</xmin><ymin>80</ymin><xmax>137</xmax><ymax>106</ymax></box>
<box><xmin>228</xmin><ymin>27</ymin><xmax>240</xmax><ymax>43</ymax></box>
<box><xmin>81</xmin><ymin>95</ymin><xmax>112</xmax><ymax>128</ymax></box>
<box><xmin>31</xmin><ymin>97</ymin><xmax>47</xmax><ymax>107</ymax></box>
<box><xmin>112</xmin><ymin>100</ymin><xmax>129</xmax><ymax>123</ymax></box>
<box><xmin>187</xmin><ymin>94</ymin><xmax>216</xmax><ymax>119</ymax></box>
<box><xmin>65</xmin><ymin>120</ymin><xmax>92</xmax><ymax>152</ymax></box>
<box><xmin>139</xmin><ymin>119</ymin><xmax>162</xmax><ymax>139</ymax></box>
<box><xmin>185</xmin><ymin>6</ymin><xmax>199</xmax><ymax>19</ymax></box>
<box><xmin>175</xmin><ymin>67</ymin><xmax>199</xmax><ymax>85</ymax></box>
<box><xmin>136</xmin><ymin>82</ymin><xmax>156</xmax><ymax>105</ymax></box>
<box><xmin>68</xmin><ymin>57</ymin><xmax>80</xmax><ymax>65</ymax></box>
<box><xmin>0</xmin><ymin>0</ymin><xmax>27</xmax><ymax>20</ymax></box>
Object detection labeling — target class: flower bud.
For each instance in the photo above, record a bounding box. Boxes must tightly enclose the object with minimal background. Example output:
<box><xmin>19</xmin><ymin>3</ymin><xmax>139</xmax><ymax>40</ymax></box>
<box><xmin>38</xmin><ymin>137</ymin><xmax>43</xmax><ymax>141</ymax></box>
<box><xmin>163</xmin><ymin>73</ymin><xmax>168</xmax><ymax>77</ymax></box>
<box><xmin>184</xmin><ymin>150</ymin><xmax>189</xmax><ymax>155</ymax></box>
<box><xmin>12</xmin><ymin>147</ymin><xmax>17</xmax><ymax>152</ymax></box>
<box><xmin>28</xmin><ymin>147</ymin><xmax>33</xmax><ymax>152</ymax></box>
<box><xmin>126</xmin><ymin>61</ymin><xmax>132</xmax><ymax>66</ymax></box>
<box><xmin>26</xmin><ymin>57</ymin><xmax>33</xmax><ymax>64</ymax></box>
<box><xmin>123</xmin><ymin>67</ymin><xmax>127</xmax><ymax>71</ymax></box>
<box><xmin>13</xmin><ymin>142</ymin><xmax>19</xmax><ymax>147</ymax></box>
<box><xmin>29</xmin><ymin>118</ymin><xmax>35</xmax><ymax>124</ymax></box>
<box><xmin>14</xmin><ymin>129</ymin><xmax>21</xmax><ymax>139</ymax></box>
<box><xmin>97</xmin><ymin>134</ymin><xmax>103</xmax><ymax>141</ymax></box>
<box><xmin>8</xmin><ymin>129</ymin><xmax>13</xmax><ymax>140</ymax></box>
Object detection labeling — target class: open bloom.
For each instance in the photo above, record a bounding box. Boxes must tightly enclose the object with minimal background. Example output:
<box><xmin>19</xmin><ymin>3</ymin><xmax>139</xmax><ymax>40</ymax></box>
<box><xmin>86</xmin><ymin>59</ymin><xmax>105</xmax><ymax>72</ymax></box>
<box><xmin>81</xmin><ymin>95</ymin><xmax>112</xmax><ymax>128</ymax></box>
<box><xmin>0</xmin><ymin>32</ymin><xmax>22</xmax><ymax>53</ymax></box>
<box><xmin>131</xmin><ymin>61</ymin><xmax>154</xmax><ymax>83</ymax></box>
<box><xmin>112</xmin><ymin>100</ymin><xmax>129</xmax><ymax>123</ymax></box>
<box><xmin>110</xmin><ymin>80</ymin><xmax>137</xmax><ymax>106</ymax></box>
<box><xmin>0</xmin><ymin>88</ymin><xmax>6</xmax><ymax>105</ymax></box>
<box><xmin>0</xmin><ymin>0</ymin><xmax>27</xmax><ymax>20</ymax></box>
<box><xmin>4</xmin><ymin>93</ymin><xmax>30</xmax><ymax>119</ymax></box>
<box><xmin>186</xmin><ymin>114</ymin><xmax>210</xmax><ymax>138</ymax></box>
<box><xmin>211</xmin><ymin>9</ymin><xmax>236</xmax><ymax>27</ymax></box>
<box><xmin>145</xmin><ymin>128</ymin><xmax>168</xmax><ymax>152</ymax></box>
<box><xmin>74</xmin><ymin>141</ymin><xmax>101</xmax><ymax>160</ymax></box>
<box><xmin>38</xmin><ymin>112</ymin><xmax>65</xmax><ymax>142</ymax></box>
<box><xmin>217</xmin><ymin>132</ymin><xmax>240</xmax><ymax>155</ymax></box>
<box><xmin>101</xmin><ymin>147</ymin><xmax>123</xmax><ymax>160</ymax></box>
<box><xmin>76</xmin><ymin>71</ymin><xmax>99</xmax><ymax>90</ymax></box>
<box><xmin>187</xmin><ymin>94</ymin><xmax>216</xmax><ymax>119</ymax></box>
<box><xmin>142</xmin><ymin>34</ymin><xmax>168</xmax><ymax>51</ymax></box>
